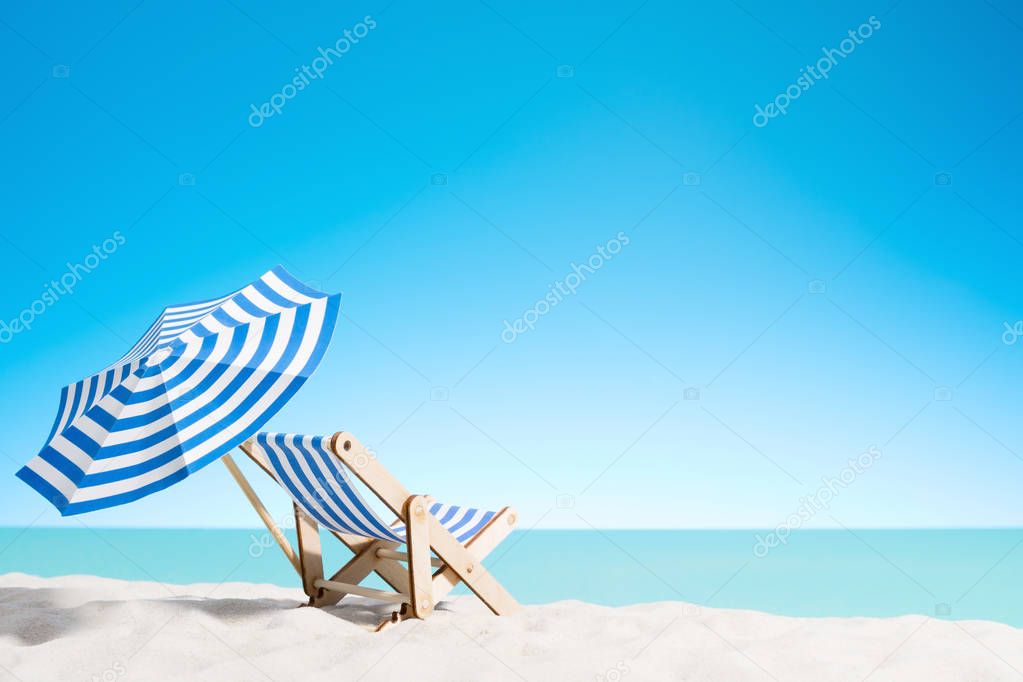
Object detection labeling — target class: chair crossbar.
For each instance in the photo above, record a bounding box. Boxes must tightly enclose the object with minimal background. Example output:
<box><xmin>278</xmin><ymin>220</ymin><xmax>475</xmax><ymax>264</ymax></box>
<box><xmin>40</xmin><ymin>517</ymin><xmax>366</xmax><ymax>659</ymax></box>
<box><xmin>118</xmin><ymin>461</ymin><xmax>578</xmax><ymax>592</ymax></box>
<box><xmin>314</xmin><ymin>578</ymin><xmax>407</xmax><ymax>603</ymax></box>
<box><xmin>375</xmin><ymin>548</ymin><xmax>445</xmax><ymax>567</ymax></box>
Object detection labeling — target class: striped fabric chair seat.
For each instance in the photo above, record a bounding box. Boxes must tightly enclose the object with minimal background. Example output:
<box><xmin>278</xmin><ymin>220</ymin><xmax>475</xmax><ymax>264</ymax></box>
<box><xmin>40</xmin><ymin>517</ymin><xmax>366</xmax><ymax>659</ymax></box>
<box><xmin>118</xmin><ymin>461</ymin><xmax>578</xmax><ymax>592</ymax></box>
<box><xmin>249</xmin><ymin>432</ymin><xmax>496</xmax><ymax>544</ymax></box>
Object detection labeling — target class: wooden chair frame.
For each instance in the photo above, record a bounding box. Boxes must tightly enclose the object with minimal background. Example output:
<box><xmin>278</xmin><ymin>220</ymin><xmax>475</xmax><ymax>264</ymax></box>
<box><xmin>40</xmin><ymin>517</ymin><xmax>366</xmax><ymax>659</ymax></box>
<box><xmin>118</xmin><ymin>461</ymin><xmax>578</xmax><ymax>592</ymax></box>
<box><xmin>223</xmin><ymin>431</ymin><xmax>520</xmax><ymax>627</ymax></box>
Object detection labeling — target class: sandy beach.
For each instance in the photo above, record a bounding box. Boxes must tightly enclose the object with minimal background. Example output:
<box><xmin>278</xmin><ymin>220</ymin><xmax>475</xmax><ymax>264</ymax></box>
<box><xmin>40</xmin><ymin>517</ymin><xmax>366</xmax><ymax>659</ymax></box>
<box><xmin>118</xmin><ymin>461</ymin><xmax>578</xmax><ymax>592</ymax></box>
<box><xmin>1</xmin><ymin>573</ymin><xmax>1020</xmax><ymax>681</ymax></box>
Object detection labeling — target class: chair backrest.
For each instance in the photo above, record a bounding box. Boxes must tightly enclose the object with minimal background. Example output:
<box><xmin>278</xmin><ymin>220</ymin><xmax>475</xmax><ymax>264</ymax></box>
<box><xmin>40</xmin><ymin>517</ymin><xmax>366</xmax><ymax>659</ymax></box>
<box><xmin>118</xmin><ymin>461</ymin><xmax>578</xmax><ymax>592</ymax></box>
<box><xmin>248</xmin><ymin>432</ymin><xmax>404</xmax><ymax>542</ymax></box>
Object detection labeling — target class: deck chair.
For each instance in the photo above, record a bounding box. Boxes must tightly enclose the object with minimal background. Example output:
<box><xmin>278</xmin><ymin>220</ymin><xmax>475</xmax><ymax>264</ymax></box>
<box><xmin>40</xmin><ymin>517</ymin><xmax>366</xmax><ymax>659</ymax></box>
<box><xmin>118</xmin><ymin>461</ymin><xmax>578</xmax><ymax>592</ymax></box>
<box><xmin>221</xmin><ymin>430</ymin><xmax>519</xmax><ymax>627</ymax></box>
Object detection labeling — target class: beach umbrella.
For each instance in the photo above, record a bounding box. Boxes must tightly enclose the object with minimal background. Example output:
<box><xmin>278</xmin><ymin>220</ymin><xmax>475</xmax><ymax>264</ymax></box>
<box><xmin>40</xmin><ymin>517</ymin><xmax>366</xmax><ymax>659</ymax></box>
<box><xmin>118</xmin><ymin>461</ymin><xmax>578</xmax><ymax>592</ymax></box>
<box><xmin>17</xmin><ymin>266</ymin><xmax>340</xmax><ymax>516</ymax></box>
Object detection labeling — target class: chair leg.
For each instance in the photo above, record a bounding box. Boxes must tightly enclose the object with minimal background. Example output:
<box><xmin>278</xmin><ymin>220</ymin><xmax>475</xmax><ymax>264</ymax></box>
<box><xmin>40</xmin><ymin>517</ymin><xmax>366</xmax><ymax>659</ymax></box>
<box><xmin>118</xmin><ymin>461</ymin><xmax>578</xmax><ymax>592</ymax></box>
<box><xmin>425</xmin><ymin>509</ymin><xmax>520</xmax><ymax>616</ymax></box>
<box><xmin>432</xmin><ymin>506</ymin><xmax>517</xmax><ymax>604</ymax></box>
<box><xmin>294</xmin><ymin>504</ymin><xmax>326</xmax><ymax>606</ymax></box>
<box><xmin>404</xmin><ymin>495</ymin><xmax>435</xmax><ymax>618</ymax></box>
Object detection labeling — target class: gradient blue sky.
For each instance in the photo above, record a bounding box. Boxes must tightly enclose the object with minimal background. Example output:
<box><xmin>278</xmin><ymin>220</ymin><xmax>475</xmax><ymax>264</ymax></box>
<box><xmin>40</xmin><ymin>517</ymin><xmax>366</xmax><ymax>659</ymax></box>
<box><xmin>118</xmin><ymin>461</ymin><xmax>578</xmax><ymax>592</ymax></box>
<box><xmin>0</xmin><ymin>0</ymin><xmax>1020</xmax><ymax>529</ymax></box>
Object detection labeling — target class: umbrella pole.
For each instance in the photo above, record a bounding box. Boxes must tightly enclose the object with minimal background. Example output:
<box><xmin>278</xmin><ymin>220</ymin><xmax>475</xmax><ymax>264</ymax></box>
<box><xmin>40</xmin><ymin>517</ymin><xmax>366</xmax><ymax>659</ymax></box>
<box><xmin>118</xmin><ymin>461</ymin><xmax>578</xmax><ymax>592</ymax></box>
<box><xmin>222</xmin><ymin>453</ymin><xmax>301</xmax><ymax>576</ymax></box>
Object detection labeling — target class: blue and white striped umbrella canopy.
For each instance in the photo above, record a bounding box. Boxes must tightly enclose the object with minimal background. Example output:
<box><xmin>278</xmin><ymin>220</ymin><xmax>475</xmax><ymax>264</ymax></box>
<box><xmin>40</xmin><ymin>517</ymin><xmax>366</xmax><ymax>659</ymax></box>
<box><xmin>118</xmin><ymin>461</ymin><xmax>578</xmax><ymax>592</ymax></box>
<box><xmin>17</xmin><ymin>266</ymin><xmax>340</xmax><ymax>516</ymax></box>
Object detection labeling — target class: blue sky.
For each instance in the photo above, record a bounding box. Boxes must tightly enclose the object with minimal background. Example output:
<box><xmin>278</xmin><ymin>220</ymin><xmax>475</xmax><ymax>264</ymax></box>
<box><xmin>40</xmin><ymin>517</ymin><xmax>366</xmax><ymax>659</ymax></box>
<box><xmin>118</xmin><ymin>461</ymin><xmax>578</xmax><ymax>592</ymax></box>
<box><xmin>0</xmin><ymin>0</ymin><xmax>1020</xmax><ymax>529</ymax></box>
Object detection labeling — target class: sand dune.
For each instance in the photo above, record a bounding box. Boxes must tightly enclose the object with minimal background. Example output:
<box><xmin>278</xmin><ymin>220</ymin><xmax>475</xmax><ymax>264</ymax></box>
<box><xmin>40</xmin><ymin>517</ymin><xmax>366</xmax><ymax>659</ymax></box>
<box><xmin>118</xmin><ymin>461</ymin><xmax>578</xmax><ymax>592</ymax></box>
<box><xmin>1</xmin><ymin>573</ymin><xmax>1020</xmax><ymax>681</ymax></box>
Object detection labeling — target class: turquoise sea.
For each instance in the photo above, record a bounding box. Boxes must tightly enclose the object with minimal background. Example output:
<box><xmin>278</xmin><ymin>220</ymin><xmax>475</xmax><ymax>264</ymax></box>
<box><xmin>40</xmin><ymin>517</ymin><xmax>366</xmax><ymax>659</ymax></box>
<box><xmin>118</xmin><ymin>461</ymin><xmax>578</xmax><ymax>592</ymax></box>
<box><xmin>1</xmin><ymin>528</ymin><xmax>1020</xmax><ymax>627</ymax></box>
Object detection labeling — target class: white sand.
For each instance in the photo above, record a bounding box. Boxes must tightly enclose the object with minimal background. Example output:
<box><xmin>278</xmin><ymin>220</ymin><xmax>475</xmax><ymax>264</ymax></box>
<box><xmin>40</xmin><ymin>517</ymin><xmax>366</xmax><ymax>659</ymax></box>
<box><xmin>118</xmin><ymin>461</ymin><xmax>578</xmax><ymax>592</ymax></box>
<box><xmin>1</xmin><ymin>573</ymin><xmax>1021</xmax><ymax>681</ymax></box>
